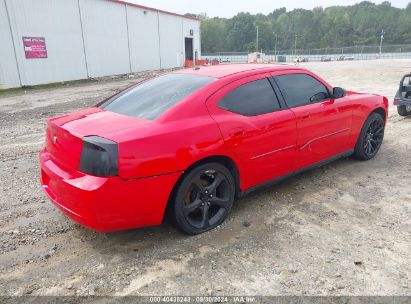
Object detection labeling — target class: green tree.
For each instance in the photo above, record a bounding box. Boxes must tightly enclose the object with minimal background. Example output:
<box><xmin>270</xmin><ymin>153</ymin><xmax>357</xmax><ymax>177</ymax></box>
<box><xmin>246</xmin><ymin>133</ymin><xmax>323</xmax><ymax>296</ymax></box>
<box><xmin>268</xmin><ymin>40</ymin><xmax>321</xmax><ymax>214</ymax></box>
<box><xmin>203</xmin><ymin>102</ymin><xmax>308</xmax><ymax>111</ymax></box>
<box><xmin>201</xmin><ymin>16</ymin><xmax>229</xmax><ymax>52</ymax></box>
<box><xmin>199</xmin><ymin>1</ymin><xmax>411</xmax><ymax>53</ymax></box>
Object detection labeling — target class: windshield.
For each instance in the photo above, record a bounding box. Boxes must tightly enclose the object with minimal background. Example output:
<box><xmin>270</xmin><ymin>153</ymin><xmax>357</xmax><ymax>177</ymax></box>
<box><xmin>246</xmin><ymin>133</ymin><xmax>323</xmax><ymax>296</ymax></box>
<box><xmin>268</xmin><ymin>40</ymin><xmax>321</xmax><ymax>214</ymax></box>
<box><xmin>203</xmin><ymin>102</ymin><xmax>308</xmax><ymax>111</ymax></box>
<box><xmin>99</xmin><ymin>74</ymin><xmax>216</xmax><ymax>120</ymax></box>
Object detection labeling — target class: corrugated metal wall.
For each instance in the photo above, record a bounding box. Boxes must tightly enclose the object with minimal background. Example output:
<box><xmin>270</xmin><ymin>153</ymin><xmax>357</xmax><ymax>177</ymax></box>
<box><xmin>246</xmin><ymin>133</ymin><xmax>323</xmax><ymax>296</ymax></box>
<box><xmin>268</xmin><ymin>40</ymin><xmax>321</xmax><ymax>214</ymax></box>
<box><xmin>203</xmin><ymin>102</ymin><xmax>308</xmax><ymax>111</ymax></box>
<box><xmin>5</xmin><ymin>0</ymin><xmax>88</xmax><ymax>87</ymax></box>
<box><xmin>80</xmin><ymin>0</ymin><xmax>131</xmax><ymax>77</ymax></box>
<box><xmin>158</xmin><ymin>13</ymin><xmax>184</xmax><ymax>69</ymax></box>
<box><xmin>0</xmin><ymin>0</ymin><xmax>21</xmax><ymax>88</ymax></box>
<box><xmin>127</xmin><ymin>6</ymin><xmax>161</xmax><ymax>72</ymax></box>
<box><xmin>0</xmin><ymin>0</ymin><xmax>201</xmax><ymax>88</ymax></box>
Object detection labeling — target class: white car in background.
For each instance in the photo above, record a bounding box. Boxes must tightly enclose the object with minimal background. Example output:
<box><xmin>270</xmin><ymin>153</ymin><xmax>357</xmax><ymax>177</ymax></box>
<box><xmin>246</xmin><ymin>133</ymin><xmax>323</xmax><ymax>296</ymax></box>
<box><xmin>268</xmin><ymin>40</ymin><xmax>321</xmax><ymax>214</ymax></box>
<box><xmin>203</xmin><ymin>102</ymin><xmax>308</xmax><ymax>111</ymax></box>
<box><xmin>294</xmin><ymin>56</ymin><xmax>308</xmax><ymax>63</ymax></box>
<box><xmin>219</xmin><ymin>57</ymin><xmax>231</xmax><ymax>63</ymax></box>
<box><xmin>338</xmin><ymin>55</ymin><xmax>355</xmax><ymax>61</ymax></box>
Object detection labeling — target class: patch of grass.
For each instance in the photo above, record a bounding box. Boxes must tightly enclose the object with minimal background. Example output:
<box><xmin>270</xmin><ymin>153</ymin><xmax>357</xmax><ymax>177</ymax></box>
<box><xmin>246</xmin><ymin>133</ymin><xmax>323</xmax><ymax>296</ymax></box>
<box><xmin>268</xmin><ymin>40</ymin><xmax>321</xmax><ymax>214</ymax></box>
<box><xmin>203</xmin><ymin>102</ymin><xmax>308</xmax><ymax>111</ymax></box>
<box><xmin>0</xmin><ymin>87</ymin><xmax>25</xmax><ymax>96</ymax></box>
<box><xmin>0</xmin><ymin>79</ymin><xmax>99</xmax><ymax>97</ymax></box>
<box><xmin>0</xmin><ymin>68</ymin><xmax>182</xmax><ymax>97</ymax></box>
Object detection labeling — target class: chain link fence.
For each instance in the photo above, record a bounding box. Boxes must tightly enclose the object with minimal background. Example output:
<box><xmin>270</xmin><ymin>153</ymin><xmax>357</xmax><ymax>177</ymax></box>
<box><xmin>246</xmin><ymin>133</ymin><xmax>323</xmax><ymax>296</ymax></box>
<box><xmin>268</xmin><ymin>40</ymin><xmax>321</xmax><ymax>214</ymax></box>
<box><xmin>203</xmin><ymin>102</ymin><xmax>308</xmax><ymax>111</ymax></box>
<box><xmin>202</xmin><ymin>44</ymin><xmax>411</xmax><ymax>63</ymax></box>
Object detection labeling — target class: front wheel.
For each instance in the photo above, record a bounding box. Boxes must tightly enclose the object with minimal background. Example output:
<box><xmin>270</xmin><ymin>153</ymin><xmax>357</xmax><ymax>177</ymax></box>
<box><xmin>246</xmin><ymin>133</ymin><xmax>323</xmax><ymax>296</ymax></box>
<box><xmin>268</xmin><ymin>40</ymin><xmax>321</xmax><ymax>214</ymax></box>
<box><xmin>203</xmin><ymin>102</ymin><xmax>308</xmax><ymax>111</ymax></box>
<box><xmin>171</xmin><ymin>163</ymin><xmax>235</xmax><ymax>235</ymax></box>
<box><xmin>352</xmin><ymin>112</ymin><xmax>385</xmax><ymax>161</ymax></box>
<box><xmin>397</xmin><ymin>105</ymin><xmax>411</xmax><ymax>117</ymax></box>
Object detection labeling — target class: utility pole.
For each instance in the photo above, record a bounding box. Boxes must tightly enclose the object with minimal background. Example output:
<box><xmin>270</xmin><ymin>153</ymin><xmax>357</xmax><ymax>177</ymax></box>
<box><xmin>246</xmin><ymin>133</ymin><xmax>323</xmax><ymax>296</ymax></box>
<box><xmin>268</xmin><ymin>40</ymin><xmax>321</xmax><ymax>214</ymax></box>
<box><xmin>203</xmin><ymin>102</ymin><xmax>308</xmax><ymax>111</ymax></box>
<box><xmin>379</xmin><ymin>29</ymin><xmax>385</xmax><ymax>58</ymax></box>
<box><xmin>274</xmin><ymin>33</ymin><xmax>278</xmax><ymax>61</ymax></box>
<box><xmin>294</xmin><ymin>34</ymin><xmax>298</xmax><ymax>61</ymax></box>
<box><xmin>256</xmin><ymin>25</ymin><xmax>259</xmax><ymax>53</ymax></box>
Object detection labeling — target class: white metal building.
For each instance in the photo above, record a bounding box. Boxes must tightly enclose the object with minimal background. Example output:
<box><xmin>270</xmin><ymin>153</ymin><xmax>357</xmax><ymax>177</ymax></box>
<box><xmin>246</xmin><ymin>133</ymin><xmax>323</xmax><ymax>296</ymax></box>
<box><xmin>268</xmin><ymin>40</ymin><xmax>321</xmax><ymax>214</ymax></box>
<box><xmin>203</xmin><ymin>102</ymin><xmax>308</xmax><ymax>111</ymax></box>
<box><xmin>0</xmin><ymin>0</ymin><xmax>201</xmax><ymax>89</ymax></box>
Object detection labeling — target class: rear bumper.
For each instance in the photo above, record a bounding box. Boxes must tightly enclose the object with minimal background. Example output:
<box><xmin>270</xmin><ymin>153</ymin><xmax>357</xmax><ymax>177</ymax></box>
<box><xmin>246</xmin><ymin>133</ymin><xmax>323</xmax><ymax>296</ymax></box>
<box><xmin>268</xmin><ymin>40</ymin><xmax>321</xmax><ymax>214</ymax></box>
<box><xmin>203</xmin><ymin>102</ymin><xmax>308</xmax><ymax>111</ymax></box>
<box><xmin>394</xmin><ymin>99</ymin><xmax>411</xmax><ymax>106</ymax></box>
<box><xmin>39</xmin><ymin>147</ymin><xmax>182</xmax><ymax>232</ymax></box>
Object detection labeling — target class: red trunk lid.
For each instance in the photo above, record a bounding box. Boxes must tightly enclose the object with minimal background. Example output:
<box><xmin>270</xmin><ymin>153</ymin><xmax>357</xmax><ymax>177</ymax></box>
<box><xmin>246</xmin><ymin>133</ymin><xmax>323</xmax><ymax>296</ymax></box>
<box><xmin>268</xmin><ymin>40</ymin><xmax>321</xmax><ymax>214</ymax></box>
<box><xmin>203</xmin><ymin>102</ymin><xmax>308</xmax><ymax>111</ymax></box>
<box><xmin>46</xmin><ymin>107</ymin><xmax>153</xmax><ymax>173</ymax></box>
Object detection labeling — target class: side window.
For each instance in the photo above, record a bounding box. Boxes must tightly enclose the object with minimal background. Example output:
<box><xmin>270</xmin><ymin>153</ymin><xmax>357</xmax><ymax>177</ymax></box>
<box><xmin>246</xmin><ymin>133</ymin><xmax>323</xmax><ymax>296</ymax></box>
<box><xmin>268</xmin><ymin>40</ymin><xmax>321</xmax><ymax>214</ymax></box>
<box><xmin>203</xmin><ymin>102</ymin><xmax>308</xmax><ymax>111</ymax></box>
<box><xmin>218</xmin><ymin>78</ymin><xmax>281</xmax><ymax>116</ymax></box>
<box><xmin>275</xmin><ymin>74</ymin><xmax>330</xmax><ymax>108</ymax></box>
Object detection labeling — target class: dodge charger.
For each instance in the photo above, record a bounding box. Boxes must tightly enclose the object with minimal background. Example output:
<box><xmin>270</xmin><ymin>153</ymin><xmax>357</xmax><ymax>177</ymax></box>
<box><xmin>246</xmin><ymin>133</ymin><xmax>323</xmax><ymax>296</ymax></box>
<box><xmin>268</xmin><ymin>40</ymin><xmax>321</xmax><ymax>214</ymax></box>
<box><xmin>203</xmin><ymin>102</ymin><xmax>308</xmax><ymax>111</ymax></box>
<box><xmin>39</xmin><ymin>64</ymin><xmax>388</xmax><ymax>234</ymax></box>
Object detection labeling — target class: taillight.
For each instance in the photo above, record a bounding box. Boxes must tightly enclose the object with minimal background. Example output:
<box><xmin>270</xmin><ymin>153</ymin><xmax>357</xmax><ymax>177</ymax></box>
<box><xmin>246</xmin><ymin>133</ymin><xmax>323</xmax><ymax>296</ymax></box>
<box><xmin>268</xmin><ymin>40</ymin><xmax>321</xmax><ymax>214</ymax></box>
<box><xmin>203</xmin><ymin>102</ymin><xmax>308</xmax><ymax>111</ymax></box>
<box><xmin>79</xmin><ymin>136</ymin><xmax>118</xmax><ymax>177</ymax></box>
<box><xmin>393</xmin><ymin>98</ymin><xmax>399</xmax><ymax>105</ymax></box>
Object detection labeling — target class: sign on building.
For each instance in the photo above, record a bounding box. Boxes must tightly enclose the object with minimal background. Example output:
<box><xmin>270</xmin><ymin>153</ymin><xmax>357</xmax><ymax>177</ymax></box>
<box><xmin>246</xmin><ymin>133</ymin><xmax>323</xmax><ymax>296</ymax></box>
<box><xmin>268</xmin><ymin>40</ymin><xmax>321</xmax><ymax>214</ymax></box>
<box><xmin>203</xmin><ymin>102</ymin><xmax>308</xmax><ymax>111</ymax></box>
<box><xmin>23</xmin><ymin>37</ymin><xmax>47</xmax><ymax>59</ymax></box>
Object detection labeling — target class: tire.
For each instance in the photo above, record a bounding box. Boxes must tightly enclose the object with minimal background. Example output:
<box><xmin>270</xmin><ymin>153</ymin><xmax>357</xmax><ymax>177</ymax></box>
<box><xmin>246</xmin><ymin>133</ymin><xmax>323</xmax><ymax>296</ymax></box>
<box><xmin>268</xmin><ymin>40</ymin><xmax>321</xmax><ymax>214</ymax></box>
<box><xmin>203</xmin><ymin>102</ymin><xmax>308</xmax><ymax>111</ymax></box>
<box><xmin>171</xmin><ymin>162</ymin><xmax>235</xmax><ymax>235</ymax></box>
<box><xmin>397</xmin><ymin>105</ymin><xmax>411</xmax><ymax>117</ymax></box>
<box><xmin>352</xmin><ymin>112</ymin><xmax>385</xmax><ymax>161</ymax></box>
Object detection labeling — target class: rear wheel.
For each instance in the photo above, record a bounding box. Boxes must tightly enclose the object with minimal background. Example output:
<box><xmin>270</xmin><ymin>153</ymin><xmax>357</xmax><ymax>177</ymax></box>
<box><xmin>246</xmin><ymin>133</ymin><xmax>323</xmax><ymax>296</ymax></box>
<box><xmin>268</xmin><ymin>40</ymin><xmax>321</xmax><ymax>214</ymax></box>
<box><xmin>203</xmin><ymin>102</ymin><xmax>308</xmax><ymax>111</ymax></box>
<box><xmin>352</xmin><ymin>112</ymin><xmax>385</xmax><ymax>161</ymax></box>
<box><xmin>172</xmin><ymin>163</ymin><xmax>235</xmax><ymax>235</ymax></box>
<box><xmin>397</xmin><ymin>105</ymin><xmax>411</xmax><ymax>117</ymax></box>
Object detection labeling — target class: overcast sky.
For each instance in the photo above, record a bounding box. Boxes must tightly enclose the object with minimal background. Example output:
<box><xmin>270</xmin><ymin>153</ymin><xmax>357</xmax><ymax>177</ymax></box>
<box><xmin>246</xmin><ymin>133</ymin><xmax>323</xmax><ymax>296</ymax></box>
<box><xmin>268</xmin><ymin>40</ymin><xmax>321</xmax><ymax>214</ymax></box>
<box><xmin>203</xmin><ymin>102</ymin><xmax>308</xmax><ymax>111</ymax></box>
<box><xmin>128</xmin><ymin>0</ymin><xmax>409</xmax><ymax>17</ymax></box>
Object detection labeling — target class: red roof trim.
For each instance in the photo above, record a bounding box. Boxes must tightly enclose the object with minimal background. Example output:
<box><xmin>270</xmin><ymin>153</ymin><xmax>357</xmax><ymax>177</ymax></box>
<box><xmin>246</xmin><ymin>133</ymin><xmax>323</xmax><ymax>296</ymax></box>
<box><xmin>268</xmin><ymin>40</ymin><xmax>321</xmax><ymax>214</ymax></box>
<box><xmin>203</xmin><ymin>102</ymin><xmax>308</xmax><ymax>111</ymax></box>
<box><xmin>108</xmin><ymin>0</ymin><xmax>200</xmax><ymax>20</ymax></box>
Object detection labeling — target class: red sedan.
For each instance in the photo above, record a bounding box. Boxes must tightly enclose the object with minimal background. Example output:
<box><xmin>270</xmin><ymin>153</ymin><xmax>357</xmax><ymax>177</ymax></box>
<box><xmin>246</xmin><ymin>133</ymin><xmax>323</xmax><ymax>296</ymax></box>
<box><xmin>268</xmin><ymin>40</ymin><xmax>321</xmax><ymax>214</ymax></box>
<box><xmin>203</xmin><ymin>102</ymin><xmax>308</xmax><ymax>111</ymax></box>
<box><xmin>39</xmin><ymin>64</ymin><xmax>388</xmax><ymax>234</ymax></box>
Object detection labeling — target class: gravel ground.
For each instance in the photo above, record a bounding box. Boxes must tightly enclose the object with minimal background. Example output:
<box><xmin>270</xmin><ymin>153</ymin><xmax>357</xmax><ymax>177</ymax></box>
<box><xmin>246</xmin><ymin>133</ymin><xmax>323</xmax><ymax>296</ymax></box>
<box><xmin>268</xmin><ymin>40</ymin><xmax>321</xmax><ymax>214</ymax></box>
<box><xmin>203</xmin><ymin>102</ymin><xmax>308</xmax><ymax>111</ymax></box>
<box><xmin>0</xmin><ymin>60</ymin><xmax>410</xmax><ymax>296</ymax></box>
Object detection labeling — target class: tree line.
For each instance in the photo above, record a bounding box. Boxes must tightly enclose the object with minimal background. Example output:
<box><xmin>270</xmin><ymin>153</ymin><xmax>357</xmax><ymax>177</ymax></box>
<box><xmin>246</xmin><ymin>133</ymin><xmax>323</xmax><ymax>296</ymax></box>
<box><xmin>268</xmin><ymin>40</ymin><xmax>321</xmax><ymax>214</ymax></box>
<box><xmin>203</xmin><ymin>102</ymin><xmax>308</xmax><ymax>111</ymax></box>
<box><xmin>196</xmin><ymin>1</ymin><xmax>411</xmax><ymax>53</ymax></box>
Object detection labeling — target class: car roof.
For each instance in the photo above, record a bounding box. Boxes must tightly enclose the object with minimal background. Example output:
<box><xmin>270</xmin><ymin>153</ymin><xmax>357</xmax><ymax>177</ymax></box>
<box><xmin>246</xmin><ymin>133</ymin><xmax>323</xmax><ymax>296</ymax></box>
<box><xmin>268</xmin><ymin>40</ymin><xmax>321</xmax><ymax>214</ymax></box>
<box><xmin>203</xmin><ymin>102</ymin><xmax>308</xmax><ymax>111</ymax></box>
<box><xmin>174</xmin><ymin>64</ymin><xmax>300</xmax><ymax>79</ymax></box>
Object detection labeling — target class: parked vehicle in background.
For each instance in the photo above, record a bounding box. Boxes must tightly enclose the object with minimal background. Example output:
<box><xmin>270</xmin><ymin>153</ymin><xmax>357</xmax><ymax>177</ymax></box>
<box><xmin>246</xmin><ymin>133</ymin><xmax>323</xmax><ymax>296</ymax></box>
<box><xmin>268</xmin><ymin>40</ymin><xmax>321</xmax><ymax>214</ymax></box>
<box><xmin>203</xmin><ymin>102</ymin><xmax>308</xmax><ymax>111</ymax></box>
<box><xmin>394</xmin><ymin>73</ymin><xmax>411</xmax><ymax>116</ymax></box>
<box><xmin>338</xmin><ymin>55</ymin><xmax>355</xmax><ymax>61</ymax></box>
<box><xmin>294</xmin><ymin>56</ymin><xmax>308</xmax><ymax>63</ymax></box>
<box><xmin>321</xmin><ymin>56</ymin><xmax>332</xmax><ymax>62</ymax></box>
<box><xmin>210</xmin><ymin>57</ymin><xmax>231</xmax><ymax>64</ymax></box>
<box><xmin>39</xmin><ymin>64</ymin><xmax>388</xmax><ymax>235</ymax></box>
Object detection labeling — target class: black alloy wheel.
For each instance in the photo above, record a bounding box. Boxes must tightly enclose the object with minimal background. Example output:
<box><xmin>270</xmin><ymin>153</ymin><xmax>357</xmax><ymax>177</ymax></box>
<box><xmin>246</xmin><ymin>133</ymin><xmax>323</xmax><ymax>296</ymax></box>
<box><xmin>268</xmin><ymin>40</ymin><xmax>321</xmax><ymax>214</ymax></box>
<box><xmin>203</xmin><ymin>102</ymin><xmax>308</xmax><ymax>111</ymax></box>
<box><xmin>363</xmin><ymin>116</ymin><xmax>384</xmax><ymax>157</ymax></box>
<box><xmin>353</xmin><ymin>112</ymin><xmax>385</xmax><ymax>160</ymax></box>
<box><xmin>172</xmin><ymin>163</ymin><xmax>235</xmax><ymax>235</ymax></box>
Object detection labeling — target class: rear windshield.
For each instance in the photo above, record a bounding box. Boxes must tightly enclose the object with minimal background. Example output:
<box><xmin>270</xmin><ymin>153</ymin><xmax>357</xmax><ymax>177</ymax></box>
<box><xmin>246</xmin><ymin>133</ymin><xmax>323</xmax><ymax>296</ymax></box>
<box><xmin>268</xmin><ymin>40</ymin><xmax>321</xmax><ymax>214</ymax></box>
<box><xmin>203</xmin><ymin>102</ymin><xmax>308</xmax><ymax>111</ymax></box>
<box><xmin>99</xmin><ymin>74</ymin><xmax>215</xmax><ymax>120</ymax></box>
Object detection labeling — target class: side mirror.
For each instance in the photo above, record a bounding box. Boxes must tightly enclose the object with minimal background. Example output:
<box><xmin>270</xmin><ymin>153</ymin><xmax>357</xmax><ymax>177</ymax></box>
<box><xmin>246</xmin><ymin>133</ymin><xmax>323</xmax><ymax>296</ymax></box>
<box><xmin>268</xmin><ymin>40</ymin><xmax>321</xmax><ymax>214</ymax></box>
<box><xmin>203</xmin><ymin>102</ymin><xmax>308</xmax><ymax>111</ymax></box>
<box><xmin>333</xmin><ymin>87</ymin><xmax>345</xmax><ymax>99</ymax></box>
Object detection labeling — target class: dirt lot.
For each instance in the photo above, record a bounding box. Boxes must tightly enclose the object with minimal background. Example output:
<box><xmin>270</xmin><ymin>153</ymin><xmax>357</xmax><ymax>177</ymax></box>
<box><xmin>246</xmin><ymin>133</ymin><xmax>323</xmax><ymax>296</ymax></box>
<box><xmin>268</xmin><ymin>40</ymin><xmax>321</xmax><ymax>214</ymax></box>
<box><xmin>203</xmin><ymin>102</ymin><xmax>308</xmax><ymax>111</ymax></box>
<box><xmin>0</xmin><ymin>60</ymin><xmax>410</xmax><ymax>296</ymax></box>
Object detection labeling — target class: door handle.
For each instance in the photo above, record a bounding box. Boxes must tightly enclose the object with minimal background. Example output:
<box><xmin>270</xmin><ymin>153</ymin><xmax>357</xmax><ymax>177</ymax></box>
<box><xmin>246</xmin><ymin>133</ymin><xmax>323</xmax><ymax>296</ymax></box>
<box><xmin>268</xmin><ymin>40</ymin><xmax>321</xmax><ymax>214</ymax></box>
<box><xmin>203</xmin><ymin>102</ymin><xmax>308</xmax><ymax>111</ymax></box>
<box><xmin>228</xmin><ymin>128</ymin><xmax>245</xmax><ymax>137</ymax></box>
<box><xmin>320</xmin><ymin>100</ymin><xmax>335</xmax><ymax>107</ymax></box>
<box><xmin>301</xmin><ymin>113</ymin><xmax>310</xmax><ymax>119</ymax></box>
<box><xmin>232</xmin><ymin>130</ymin><xmax>245</xmax><ymax>137</ymax></box>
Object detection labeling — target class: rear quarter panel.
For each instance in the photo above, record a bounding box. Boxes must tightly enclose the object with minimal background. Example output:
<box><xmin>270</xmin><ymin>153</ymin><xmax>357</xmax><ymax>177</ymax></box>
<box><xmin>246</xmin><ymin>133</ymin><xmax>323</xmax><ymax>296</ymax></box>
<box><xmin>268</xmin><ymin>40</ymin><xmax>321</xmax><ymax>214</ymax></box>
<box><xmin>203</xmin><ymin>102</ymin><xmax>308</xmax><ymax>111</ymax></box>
<box><xmin>116</xmin><ymin>104</ymin><xmax>242</xmax><ymax>180</ymax></box>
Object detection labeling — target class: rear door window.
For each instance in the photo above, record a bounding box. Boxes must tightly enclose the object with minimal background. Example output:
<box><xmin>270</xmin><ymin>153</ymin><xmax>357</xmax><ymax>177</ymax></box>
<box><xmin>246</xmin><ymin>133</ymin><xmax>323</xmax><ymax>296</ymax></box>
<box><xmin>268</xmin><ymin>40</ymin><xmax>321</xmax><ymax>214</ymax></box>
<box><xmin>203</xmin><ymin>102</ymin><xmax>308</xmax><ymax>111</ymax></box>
<box><xmin>275</xmin><ymin>74</ymin><xmax>330</xmax><ymax>108</ymax></box>
<box><xmin>100</xmin><ymin>74</ymin><xmax>215</xmax><ymax>120</ymax></box>
<box><xmin>400</xmin><ymin>75</ymin><xmax>411</xmax><ymax>98</ymax></box>
<box><xmin>218</xmin><ymin>78</ymin><xmax>281</xmax><ymax>116</ymax></box>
